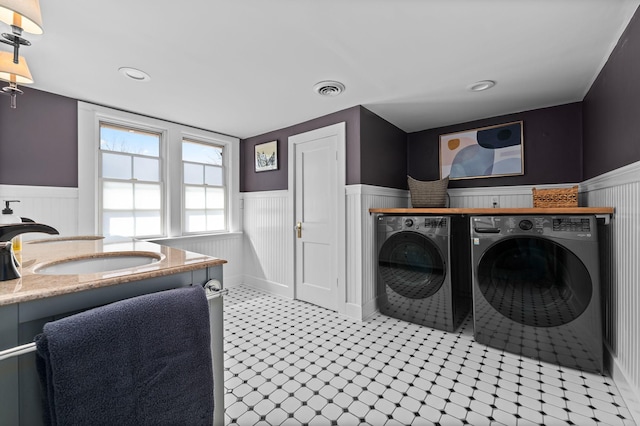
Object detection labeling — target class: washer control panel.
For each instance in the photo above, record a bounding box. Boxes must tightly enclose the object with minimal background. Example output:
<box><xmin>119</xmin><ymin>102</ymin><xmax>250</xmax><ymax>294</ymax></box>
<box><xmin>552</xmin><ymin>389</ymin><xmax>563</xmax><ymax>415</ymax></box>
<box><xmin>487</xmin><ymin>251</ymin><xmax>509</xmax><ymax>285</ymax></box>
<box><xmin>402</xmin><ymin>217</ymin><xmax>447</xmax><ymax>230</ymax></box>
<box><xmin>518</xmin><ymin>219</ymin><xmax>533</xmax><ymax>231</ymax></box>
<box><xmin>378</xmin><ymin>215</ymin><xmax>448</xmax><ymax>233</ymax></box>
<box><xmin>553</xmin><ymin>218</ymin><xmax>591</xmax><ymax>232</ymax></box>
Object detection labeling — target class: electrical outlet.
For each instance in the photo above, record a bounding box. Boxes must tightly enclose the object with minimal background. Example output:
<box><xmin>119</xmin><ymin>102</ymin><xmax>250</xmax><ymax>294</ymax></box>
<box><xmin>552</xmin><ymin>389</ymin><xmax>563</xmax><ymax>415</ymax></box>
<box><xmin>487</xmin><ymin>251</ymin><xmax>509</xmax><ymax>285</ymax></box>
<box><xmin>491</xmin><ymin>196</ymin><xmax>499</xmax><ymax>208</ymax></box>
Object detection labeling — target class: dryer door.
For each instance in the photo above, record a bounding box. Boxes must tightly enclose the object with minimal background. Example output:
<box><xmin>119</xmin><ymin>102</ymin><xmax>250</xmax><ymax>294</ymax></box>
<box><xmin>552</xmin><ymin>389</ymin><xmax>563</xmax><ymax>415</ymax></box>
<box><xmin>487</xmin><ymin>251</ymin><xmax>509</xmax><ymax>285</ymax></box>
<box><xmin>378</xmin><ymin>231</ymin><xmax>446</xmax><ymax>299</ymax></box>
<box><xmin>477</xmin><ymin>236</ymin><xmax>592</xmax><ymax>327</ymax></box>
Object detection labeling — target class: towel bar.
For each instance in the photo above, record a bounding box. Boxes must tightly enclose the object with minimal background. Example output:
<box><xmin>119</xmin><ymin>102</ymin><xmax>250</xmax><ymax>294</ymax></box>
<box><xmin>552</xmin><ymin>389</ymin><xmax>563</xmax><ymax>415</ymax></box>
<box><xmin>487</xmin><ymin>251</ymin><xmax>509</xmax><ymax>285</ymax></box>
<box><xmin>0</xmin><ymin>342</ymin><xmax>37</xmax><ymax>361</ymax></box>
<box><xmin>0</xmin><ymin>283</ymin><xmax>228</xmax><ymax>362</ymax></box>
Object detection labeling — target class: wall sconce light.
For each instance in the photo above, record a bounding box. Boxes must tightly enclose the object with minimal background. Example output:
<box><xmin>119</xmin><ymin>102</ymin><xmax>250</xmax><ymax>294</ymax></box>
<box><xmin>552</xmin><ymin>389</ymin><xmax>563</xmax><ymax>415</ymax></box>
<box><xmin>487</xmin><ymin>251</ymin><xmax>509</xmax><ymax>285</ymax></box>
<box><xmin>0</xmin><ymin>50</ymin><xmax>33</xmax><ymax>108</ymax></box>
<box><xmin>0</xmin><ymin>0</ymin><xmax>43</xmax><ymax>63</ymax></box>
<box><xmin>0</xmin><ymin>0</ymin><xmax>42</xmax><ymax>108</ymax></box>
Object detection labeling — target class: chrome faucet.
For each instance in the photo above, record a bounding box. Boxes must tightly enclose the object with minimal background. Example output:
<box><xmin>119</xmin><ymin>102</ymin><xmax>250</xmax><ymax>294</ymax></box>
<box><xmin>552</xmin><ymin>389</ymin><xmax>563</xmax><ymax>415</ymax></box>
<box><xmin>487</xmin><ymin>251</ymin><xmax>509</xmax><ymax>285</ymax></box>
<box><xmin>0</xmin><ymin>223</ymin><xmax>59</xmax><ymax>281</ymax></box>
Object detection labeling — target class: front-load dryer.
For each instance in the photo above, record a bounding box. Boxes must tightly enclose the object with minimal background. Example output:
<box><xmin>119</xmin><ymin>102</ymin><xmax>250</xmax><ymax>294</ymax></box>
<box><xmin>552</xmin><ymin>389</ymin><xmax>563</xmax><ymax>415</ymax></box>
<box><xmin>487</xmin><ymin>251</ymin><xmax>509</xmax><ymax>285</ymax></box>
<box><xmin>376</xmin><ymin>215</ymin><xmax>470</xmax><ymax>332</ymax></box>
<box><xmin>470</xmin><ymin>215</ymin><xmax>603</xmax><ymax>373</ymax></box>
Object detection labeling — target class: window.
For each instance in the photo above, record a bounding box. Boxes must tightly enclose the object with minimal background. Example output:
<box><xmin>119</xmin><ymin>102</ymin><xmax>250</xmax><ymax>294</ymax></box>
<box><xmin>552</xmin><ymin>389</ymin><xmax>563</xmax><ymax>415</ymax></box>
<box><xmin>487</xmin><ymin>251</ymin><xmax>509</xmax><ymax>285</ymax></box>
<box><xmin>182</xmin><ymin>139</ymin><xmax>226</xmax><ymax>233</ymax></box>
<box><xmin>78</xmin><ymin>102</ymin><xmax>239</xmax><ymax>238</ymax></box>
<box><xmin>99</xmin><ymin>123</ymin><xmax>163</xmax><ymax>238</ymax></box>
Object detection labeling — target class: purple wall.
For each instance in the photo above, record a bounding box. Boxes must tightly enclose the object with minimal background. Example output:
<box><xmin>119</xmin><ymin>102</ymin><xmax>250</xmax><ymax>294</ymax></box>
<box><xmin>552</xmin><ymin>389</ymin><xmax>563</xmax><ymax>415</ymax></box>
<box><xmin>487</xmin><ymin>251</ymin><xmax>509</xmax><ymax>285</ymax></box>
<box><xmin>360</xmin><ymin>107</ymin><xmax>407</xmax><ymax>189</ymax></box>
<box><xmin>583</xmin><ymin>7</ymin><xmax>640</xmax><ymax>179</ymax></box>
<box><xmin>6</xmin><ymin>2</ymin><xmax>640</xmax><ymax>194</ymax></box>
<box><xmin>240</xmin><ymin>106</ymin><xmax>360</xmax><ymax>192</ymax></box>
<box><xmin>0</xmin><ymin>87</ymin><xmax>77</xmax><ymax>187</ymax></box>
<box><xmin>407</xmin><ymin>103</ymin><xmax>583</xmax><ymax>188</ymax></box>
<box><xmin>240</xmin><ymin>106</ymin><xmax>408</xmax><ymax>192</ymax></box>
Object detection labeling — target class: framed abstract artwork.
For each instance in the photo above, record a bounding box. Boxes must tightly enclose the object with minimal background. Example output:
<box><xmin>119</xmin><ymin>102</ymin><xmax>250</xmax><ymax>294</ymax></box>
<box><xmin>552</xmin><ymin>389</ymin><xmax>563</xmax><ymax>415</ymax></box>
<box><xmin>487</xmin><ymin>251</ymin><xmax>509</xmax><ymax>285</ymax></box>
<box><xmin>255</xmin><ymin>140</ymin><xmax>278</xmax><ymax>172</ymax></box>
<box><xmin>439</xmin><ymin>121</ymin><xmax>524</xmax><ymax>180</ymax></box>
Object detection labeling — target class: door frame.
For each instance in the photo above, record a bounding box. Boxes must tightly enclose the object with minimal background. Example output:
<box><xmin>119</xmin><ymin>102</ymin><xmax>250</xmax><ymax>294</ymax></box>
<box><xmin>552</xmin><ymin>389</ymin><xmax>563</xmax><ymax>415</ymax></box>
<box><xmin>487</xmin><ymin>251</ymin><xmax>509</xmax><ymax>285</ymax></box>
<box><xmin>287</xmin><ymin>122</ymin><xmax>346</xmax><ymax>314</ymax></box>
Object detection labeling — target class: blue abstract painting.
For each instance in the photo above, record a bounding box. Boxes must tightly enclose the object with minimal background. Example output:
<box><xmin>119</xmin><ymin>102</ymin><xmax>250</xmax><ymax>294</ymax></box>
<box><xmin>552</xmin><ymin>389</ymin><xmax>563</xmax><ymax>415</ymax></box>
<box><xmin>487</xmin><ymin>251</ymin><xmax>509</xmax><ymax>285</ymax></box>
<box><xmin>440</xmin><ymin>121</ymin><xmax>523</xmax><ymax>180</ymax></box>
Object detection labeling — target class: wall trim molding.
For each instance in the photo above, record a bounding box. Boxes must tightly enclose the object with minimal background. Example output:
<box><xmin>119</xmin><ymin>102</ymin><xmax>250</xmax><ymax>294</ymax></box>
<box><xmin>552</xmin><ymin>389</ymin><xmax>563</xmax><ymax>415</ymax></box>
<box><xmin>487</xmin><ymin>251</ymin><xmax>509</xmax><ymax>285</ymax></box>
<box><xmin>151</xmin><ymin>232</ymin><xmax>243</xmax><ymax>245</ymax></box>
<box><xmin>344</xmin><ymin>182</ymin><xmax>586</xmax><ymax>199</ymax></box>
<box><xmin>243</xmin><ymin>276</ymin><xmax>291</xmax><ymax>298</ymax></box>
<box><xmin>361</xmin><ymin>298</ymin><xmax>378</xmax><ymax>321</ymax></box>
<box><xmin>606</xmin><ymin>344</ymin><xmax>640</xmax><ymax>424</ymax></box>
<box><xmin>345</xmin><ymin>184</ymin><xmax>409</xmax><ymax>198</ymax></box>
<box><xmin>223</xmin><ymin>275</ymin><xmax>245</xmax><ymax>288</ymax></box>
<box><xmin>344</xmin><ymin>303</ymin><xmax>362</xmax><ymax>320</ymax></box>
<box><xmin>581</xmin><ymin>160</ymin><xmax>640</xmax><ymax>191</ymax></box>
<box><xmin>241</xmin><ymin>190</ymin><xmax>289</xmax><ymax>199</ymax></box>
<box><xmin>448</xmin><ymin>182</ymin><xmax>580</xmax><ymax>197</ymax></box>
<box><xmin>0</xmin><ymin>184</ymin><xmax>78</xmax><ymax>198</ymax></box>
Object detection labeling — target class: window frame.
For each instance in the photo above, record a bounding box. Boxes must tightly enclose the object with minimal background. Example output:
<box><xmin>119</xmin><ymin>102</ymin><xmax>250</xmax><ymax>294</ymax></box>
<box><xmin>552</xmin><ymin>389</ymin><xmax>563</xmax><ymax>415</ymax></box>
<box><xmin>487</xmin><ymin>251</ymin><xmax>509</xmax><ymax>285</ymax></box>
<box><xmin>78</xmin><ymin>102</ymin><xmax>240</xmax><ymax>239</ymax></box>
<box><xmin>98</xmin><ymin>121</ymin><xmax>165</xmax><ymax>239</ymax></box>
<box><xmin>181</xmin><ymin>136</ymin><xmax>227</xmax><ymax>235</ymax></box>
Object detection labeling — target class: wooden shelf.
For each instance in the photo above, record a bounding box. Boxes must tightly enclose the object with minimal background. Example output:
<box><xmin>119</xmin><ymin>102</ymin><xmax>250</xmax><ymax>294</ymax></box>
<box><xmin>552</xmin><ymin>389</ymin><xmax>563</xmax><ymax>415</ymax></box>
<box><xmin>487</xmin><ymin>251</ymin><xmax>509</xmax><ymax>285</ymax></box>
<box><xmin>369</xmin><ymin>207</ymin><xmax>615</xmax><ymax>215</ymax></box>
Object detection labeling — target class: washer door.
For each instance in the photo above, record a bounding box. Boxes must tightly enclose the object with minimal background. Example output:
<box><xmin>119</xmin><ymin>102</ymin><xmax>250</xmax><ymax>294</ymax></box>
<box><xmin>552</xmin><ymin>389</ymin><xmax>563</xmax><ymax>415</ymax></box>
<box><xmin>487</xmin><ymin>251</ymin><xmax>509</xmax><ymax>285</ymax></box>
<box><xmin>378</xmin><ymin>231</ymin><xmax>446</xmax><ymax>299</ymax></box>
<box><xmin>477</xmin><ymin>236</ymin><xmax>592</xmax><ymax>327</ymax></box>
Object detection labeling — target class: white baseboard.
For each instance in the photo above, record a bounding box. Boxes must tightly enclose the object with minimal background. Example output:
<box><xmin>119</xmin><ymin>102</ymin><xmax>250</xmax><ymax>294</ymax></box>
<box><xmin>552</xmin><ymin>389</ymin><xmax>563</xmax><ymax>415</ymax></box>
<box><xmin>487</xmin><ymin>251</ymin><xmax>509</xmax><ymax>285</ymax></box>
<box><xmin>607</xmin><ymin>348</ymin><xmax>640</xmax><ymax>425</ymax></box>
<box><xmin>242</xmin><ymin>275</ymin><xmax>291</xmax><ymax>298</ymax></box>
<box><xmin>222</xmin><ymin>275</ymin><xmax>244</xmax><ymax>288</ymax></box>
<box><xmin>344</xmin><ymin>303</ymin><xmax>362</xmax><ymax>321</ymax></box>
<box><xmin>604</xmin><ymin>324</ymin><xmax>640</xmax><ymax>424</ymax></box>
<box><xmin>361</xmin><ymin>298</ymin><xmax>378</xmax><ymax>321</ymax></box>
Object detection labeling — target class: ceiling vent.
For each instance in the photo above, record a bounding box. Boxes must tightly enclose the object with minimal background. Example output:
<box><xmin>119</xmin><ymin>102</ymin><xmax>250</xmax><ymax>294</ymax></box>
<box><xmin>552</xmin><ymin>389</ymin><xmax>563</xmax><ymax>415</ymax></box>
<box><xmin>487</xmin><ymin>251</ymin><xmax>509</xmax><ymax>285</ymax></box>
<box><xmin>313</xmin><ymin>80</ymin><xmax>345</xmax><ymax>97</ymax></box>
<box><xmin>467</xmin><ymin>80</ymin><xmax>496</xmax><ymax>92</ymax></box>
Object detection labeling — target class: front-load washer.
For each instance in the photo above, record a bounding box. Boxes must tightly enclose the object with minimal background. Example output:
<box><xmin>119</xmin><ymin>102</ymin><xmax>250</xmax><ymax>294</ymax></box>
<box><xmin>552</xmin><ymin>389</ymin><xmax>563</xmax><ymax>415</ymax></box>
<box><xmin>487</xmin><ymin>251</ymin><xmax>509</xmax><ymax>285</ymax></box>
<box><xmin>470</xmin><ymin>215</ymin><xmax>603</xmax><ymax>373</ymax></box>
<box><xmin>376</xmin><ymin>215</ymin><xmax>470</xmax><ymax>332</ymax></box>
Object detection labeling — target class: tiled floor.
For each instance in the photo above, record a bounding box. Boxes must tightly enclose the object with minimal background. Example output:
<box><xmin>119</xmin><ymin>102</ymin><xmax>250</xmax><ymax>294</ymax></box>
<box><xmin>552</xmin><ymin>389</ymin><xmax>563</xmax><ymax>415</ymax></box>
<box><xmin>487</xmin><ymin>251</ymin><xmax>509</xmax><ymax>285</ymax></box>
<box><xmin>223</xmin><ymin>286</ymin><xmax>636</xmax><ymax>426</ymax></box>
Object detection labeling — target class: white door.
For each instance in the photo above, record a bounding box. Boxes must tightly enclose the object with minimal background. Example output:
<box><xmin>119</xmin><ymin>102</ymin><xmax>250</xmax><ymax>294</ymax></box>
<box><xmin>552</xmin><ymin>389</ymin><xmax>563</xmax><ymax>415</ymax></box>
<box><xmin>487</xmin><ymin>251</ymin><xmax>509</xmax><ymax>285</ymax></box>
<box><xmin>289</xmin><ymin>123</ymin><xmax>345</xmax><ymax>312</ymax></box>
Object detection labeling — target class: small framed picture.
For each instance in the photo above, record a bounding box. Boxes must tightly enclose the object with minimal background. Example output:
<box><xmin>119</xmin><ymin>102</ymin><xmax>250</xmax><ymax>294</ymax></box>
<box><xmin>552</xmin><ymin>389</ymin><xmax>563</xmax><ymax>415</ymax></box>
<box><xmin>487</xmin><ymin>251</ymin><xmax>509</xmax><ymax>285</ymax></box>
<box><xmin>255</xmin><ymin>140</ymin><xmax>278</xmax><ymax>172</ymax></box>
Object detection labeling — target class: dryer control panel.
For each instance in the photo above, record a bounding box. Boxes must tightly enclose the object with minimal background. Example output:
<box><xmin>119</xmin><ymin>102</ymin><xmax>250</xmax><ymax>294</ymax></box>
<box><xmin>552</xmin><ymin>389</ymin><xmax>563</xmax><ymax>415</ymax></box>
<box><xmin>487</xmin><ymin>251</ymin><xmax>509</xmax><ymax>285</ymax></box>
<box><xmin>472</xmin><ymin>215</ymin><xmax>596</xmax><ymax>240</ymax></box>
<box><xmin>504</xmin><ymin>217</ymin><xmax>546</xmax><ymax>235</ymax></box>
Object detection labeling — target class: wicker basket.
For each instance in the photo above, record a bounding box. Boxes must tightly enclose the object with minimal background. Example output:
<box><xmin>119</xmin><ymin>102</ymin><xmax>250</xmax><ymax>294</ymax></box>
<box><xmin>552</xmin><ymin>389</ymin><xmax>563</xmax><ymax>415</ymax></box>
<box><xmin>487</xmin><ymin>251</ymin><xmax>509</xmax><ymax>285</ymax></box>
<box><xmin>532</xmin><ymin>186</ymin><xmax>578</xmax><ymax>208</ymax></box>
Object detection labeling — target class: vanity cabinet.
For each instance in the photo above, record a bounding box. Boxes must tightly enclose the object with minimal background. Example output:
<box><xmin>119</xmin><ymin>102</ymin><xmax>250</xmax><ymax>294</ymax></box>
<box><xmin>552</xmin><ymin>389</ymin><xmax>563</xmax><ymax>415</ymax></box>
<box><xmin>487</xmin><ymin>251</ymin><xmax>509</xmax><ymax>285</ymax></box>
<box><xmin>0</xmin><ymin>264</ymin><xmax>224</xmax><ymax>425</ymax></box>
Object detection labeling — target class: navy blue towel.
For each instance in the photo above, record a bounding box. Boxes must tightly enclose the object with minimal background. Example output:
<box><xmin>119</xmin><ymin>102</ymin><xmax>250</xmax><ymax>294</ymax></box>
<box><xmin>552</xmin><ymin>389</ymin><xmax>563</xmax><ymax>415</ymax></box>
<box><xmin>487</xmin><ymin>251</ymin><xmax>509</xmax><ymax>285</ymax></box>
<box><xmin>35</xmin><ymin>285</ymin><xmax>214</xmax><ymax>426</ymax></box>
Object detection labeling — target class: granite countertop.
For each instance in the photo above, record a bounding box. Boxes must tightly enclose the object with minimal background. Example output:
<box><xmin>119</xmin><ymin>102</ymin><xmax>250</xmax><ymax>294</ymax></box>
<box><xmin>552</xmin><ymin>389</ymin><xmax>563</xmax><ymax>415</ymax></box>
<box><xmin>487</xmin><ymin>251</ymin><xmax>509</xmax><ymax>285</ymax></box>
<box><xmin>0</xmin><ymin>236</ymin><xmax>226</xmax><ymax>306</ymax></box>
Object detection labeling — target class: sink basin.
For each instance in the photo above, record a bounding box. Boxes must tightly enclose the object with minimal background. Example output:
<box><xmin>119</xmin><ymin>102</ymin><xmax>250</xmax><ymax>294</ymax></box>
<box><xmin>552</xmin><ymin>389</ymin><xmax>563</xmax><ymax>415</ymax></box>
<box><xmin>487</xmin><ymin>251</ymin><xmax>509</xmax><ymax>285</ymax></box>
<box><xmin>35</xmin><ymin>252</ymin><xmax>161</xmax><ymax>275</ymax></box>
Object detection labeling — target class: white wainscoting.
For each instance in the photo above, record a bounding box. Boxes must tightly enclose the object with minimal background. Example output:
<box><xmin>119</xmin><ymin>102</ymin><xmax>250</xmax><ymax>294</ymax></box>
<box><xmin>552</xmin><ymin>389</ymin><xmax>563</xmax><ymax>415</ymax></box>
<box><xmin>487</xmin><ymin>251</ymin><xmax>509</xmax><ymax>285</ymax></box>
<box><xmin>0</xmin><ymin>184</ymin><xmax>79</xmax><ymax>239</ymax></box>
<box><xmin>150</xmin><ymin>233</ymin><xmax>244</xmax><ymax>287</ymax></box>
<box><xmin>346</xmin><ymin>185</ymin><xmax>409</xmax><ymax>320</ymax></box>
<box><xmin>0</xmin><ymin>184</ymin><xmax>244</xmax><ymax>286</ymax></box>
<box><xmin>8</xmin><ymin>175</ymin><xmax>639</xmax><ymax>416</ymax></box>
<box><xmin>242</xmin><ymin>191</ymin><xmax>292</xmax><ymax>298</ymax></box>
<box><xmin>447</xmin><ymin>183</ymin><xmax>579</xmax><ymax>208</ymax></box>
<box><xmin>582</xmin><ymin>161</ymin><xmax>640</xmax><ymax>420</ymax></box>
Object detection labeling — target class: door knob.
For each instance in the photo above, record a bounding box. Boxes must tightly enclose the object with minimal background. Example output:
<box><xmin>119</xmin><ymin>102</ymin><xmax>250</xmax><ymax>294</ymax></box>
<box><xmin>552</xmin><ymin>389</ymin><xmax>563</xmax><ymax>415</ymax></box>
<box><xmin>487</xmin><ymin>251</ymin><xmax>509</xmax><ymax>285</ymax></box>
<box><xmin>295</xmin><ymin>222</ymin><xmax>302</xmax><ymax>238</ymax></box>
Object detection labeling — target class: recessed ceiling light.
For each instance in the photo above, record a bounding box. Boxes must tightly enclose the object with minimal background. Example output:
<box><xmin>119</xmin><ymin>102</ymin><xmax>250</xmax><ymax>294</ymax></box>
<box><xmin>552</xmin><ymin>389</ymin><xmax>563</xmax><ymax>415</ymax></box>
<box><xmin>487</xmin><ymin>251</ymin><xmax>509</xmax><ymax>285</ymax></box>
<box><xmin>313</xmin><ymin>80</ymin><xmax>345</xmax><ymax>97</ymax></box>
<box><xmin>467</xmin><ymin>80</ymin><xmax>496</xmax><ymax>92</ymax></box>
<box><xmin>119</xmin><ymin>67</ymin><xmax>151</xmax><ymax>82</ymax></box>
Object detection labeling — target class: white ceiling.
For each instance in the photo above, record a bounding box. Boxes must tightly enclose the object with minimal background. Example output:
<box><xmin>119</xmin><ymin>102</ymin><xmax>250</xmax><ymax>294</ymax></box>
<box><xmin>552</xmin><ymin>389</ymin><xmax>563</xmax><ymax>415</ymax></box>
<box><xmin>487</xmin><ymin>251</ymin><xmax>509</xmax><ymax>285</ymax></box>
<box><xmin>14</xmin><ymin>0</ymin><xmax>640</xmax><ymax>139</ymax></box>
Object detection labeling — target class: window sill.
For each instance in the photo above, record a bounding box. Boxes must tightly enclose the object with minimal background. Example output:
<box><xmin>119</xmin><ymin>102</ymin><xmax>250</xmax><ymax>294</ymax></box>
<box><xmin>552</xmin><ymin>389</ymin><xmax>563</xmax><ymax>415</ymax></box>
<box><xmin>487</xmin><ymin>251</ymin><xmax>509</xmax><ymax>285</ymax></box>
<box><xmin>149</xmin><ymin>232</ymin><xmax>243</xmax><ymax>245</ymax></box>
